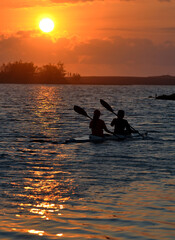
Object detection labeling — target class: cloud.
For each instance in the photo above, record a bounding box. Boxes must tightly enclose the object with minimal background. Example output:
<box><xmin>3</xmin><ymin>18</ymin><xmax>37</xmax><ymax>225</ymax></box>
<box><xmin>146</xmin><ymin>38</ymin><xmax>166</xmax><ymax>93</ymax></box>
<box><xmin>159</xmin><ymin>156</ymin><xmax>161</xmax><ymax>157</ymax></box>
<box><xmin>74</xmin><ymin>37</ymin><xmax>175</xmax><ymax>66</ymax></box>
<box><xmin>0</xmin><ymin>31</ymin><xmax>175</xmax><ymax>76</ymax></box>
<box><xmin>160</xmin><ymin>27</ymin><xmax>175</xmax><ymax>32</ymax></box>
<box><xmin>0</xmin><ymin>32</ymin><xmax>76</xmax><ymax>63</ymax></box>
<box><xmin>50</xmin><ymin>0</ymin><xmax>95</xmax><ymax>2</ymax></box>
<box><xmin>0</xmin><ymin>0</ymin><xmax>50</xmax><ymax>8</ymax></box>
<box><xmin>159</xmin><ymin>0</ymin><xmax>171</xmax><ymax>2</ymax></box>
<box><xmin>0</xmin><ymin>0</ymin><xmax>100</xmax><ymax>8</ymax></box>
<box><xmin>1</xmin><ymin>0</ymin><xmax>171</xmax><ymax>8</ymax></box>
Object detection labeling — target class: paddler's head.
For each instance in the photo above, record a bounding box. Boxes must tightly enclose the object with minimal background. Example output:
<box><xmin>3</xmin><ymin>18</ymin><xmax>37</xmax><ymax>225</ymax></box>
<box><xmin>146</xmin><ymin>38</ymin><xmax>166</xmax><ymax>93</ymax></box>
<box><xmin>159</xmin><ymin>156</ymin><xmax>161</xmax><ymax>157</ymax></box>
<box><xmin>117</xmin><ymin>110</ymin><xmax>125</xmax><ymax>119</ymax></box>
<box><xmin>93</xmin><ymin>109</ymin><xmax>101</xmax><ymax>119</ymax></box>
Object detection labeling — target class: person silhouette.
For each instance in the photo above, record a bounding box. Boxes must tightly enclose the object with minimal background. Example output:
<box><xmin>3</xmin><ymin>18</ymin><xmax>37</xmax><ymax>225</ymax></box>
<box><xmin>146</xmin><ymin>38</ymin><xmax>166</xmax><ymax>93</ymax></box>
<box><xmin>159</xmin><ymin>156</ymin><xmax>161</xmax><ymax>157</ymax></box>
<box><xmin>89</xmin><ymin>109</ymin><xmax>112</xmax><ymax>137</ymax></box>
<box><xmin>111</xmin><ymin>110</ymin><xmax>135</xmax><ymax>135</ymax></box>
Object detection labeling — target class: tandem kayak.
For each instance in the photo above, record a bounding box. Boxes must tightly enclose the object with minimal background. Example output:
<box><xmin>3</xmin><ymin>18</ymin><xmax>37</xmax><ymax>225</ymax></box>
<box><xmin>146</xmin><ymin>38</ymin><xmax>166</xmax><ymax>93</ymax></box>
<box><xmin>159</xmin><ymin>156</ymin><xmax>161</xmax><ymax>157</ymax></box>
<box><xmin>65</xmin><ymin>132</ymin><xmax>147</xmax><ymax>143</ymax></box>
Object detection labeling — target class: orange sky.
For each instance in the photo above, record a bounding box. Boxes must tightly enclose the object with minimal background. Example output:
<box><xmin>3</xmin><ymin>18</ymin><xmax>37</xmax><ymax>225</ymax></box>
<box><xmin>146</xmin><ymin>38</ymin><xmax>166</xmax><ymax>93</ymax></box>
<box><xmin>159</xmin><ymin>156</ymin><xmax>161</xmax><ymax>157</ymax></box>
<box><xmin>1</xmin><ymin>0</ymin><xmax>175</xmax><ymax>76</ymax></box>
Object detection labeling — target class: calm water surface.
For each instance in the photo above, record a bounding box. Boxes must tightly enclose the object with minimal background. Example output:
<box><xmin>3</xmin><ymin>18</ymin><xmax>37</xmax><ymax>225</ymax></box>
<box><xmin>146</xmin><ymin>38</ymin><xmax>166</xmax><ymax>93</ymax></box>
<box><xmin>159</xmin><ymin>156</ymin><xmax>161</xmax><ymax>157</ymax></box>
<box><xmin>0</xmin><ymin>84</ymin><xmax>175</xmax><ymax>240</ymax></box>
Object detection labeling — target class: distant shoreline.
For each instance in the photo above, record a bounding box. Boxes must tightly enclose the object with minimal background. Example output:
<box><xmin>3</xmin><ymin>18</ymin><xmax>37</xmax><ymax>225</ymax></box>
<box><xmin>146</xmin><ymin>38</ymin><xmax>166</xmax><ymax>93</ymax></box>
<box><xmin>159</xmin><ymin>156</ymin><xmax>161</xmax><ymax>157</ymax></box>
<box><xmin>72</xmin><ymin>75</ymin><xmax>175</xmax><ymax>85</ymax></box>
<box><xmin>0</xmin><ymin>75</ymin><xmax>175</xmax><ymax>85</ymax></box>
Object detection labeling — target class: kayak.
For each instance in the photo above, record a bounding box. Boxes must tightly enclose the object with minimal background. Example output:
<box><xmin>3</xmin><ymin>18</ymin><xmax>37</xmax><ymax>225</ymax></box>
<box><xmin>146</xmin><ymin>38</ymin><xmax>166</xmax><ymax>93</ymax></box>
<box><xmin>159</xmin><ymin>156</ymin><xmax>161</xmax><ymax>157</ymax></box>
<box><xmin>65</xmin><ymin>133</ymin><xmax>147</xmax><ymax>143</ymax></box>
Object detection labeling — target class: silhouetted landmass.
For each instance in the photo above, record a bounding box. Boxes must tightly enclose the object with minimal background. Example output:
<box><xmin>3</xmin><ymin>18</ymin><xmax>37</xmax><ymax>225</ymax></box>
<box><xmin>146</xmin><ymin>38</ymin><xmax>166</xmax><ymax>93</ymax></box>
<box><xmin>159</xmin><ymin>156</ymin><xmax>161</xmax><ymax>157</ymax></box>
<box><xmin>67</xmin><ymin>75</ymin><xmax>175</xmax><ymax>85</ymax></box>
<box><xmin>156</xmin><ymin>93</ymin><xmax>175</xmax><ymax>100</ymax></box>
<box><xmin>0</xmin><ymin>61</ymin><xmax>68</xmax><ymax>84</ymax></box>
<box><xmin>0</xmin><ymin>61</ymin><xmax>175</xmax><ymax>85</ymax></box>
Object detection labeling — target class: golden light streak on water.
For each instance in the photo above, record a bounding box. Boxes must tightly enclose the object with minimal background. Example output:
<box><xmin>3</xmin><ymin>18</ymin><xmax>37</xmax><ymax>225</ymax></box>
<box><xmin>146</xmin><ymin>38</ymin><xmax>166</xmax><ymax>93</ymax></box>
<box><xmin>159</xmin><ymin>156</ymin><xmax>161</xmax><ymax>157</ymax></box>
<box><xmin>28</xmin><ymin>229</ymin><xmax>45</xmax><ymax>236</ymax></box>
<box><xmin>56</xmin><ymin>233</ymin><xmax>64</xmax><ymax>237</ymax></box>
<box><xmin>33</xmin><ymin>86</ymin><xmax>62</xmax><ymax>132</ymax></box>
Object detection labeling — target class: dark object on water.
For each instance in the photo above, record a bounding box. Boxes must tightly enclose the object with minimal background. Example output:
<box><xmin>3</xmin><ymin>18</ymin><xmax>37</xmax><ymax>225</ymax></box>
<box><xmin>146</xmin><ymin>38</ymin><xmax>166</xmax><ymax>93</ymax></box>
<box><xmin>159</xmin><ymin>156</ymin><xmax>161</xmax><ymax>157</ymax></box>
<box><xmin>156</xmin><ymin>93</ymin><xmax>175</xmax><ymax>100</ymax></box>
<box><xmin>100</xmin><ymin>99</ymin><xmax>144</xmax><ymax>138</ymax></box>
<box><xmin>74</xmin><ymin>105</ymin><xmax>92</xmax><ymax>119</ymax></box>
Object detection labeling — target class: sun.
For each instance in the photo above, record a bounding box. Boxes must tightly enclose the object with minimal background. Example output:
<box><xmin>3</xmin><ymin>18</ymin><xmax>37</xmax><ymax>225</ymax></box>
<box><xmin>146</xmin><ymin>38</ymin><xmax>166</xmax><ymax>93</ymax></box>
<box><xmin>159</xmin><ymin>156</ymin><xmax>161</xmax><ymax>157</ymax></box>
<box><xmin>39</xmin><ymin>18</ymin><xmax>54</xmax><ymax>33</ymax></box>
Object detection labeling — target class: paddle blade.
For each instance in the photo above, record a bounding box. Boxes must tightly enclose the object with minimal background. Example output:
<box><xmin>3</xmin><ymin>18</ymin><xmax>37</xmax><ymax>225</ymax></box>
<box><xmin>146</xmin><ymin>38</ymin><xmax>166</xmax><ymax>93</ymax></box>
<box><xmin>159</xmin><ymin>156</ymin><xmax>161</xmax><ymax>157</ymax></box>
<box><xmin>100</xmin><ymin>99</ymin><xmax>114</xmax><ymax>113</ymax></box>
<box><xmin>73</xmin><ymin>105</ymin><xmax>91</xmax><ymax>119</ymax></box>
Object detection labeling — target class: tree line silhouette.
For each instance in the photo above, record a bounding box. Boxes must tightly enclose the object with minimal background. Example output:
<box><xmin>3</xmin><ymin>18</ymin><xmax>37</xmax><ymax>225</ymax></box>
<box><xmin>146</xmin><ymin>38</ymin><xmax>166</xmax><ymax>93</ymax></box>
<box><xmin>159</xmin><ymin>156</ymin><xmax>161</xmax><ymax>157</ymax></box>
<box><xmin>0</xmin><ymin>61</ymin><xmax>81</xmax><ymax>84</ymax></box>
<box><xmin>0</xmin><ymin>61</ymin><xmax>175</xmax><ymax>85</ymax></box>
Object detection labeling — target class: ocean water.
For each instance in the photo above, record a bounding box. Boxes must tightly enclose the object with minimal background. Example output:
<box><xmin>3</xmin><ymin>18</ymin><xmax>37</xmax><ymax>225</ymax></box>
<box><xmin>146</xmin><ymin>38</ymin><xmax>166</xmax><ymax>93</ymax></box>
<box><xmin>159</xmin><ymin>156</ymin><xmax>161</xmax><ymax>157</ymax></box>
<box><xmin>0</xmin><ymin>84</ymin><xmax>175</xmax><ymax>240</ymax></box>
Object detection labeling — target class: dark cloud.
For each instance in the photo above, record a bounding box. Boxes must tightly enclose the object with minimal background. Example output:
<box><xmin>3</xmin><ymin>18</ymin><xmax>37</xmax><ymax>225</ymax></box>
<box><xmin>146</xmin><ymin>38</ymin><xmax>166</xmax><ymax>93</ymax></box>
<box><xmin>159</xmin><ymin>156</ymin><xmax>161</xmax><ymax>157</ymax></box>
<box><xmin>72</xmin><ymin>37</ymin><xmax>175</xmax><ymax>66</ymax></box>
<box><xmin>0</xmin><ymin>31</ymin><xmax>175</xmax><ymax>76</ymax></box>
<box><xmin>160</xmin><ymin>27</ymin><xmax>175</xmax><ymax>32</ymax></box>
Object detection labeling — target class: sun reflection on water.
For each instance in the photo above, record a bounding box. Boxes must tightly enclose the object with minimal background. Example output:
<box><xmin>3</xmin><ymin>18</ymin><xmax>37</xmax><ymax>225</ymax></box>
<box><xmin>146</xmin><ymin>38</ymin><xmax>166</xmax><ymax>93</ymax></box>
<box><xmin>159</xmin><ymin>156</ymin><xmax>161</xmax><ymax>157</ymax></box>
<box><xmin>22</xmin><ymin>165</ymin><xmax>73</xmax><ymax>212</ymax></box>
<box><xmin>14</xmin><ymin>136</ymin><xmax>75</xmax><ymax>239</ymax></box>
<box><xmin>30</xmin><ymin>85</ymin><xmax>63</xmax><ymax>137</ymax></box>
<box><xmin>16</xmin><ymin>162</ymin><xmax>74</xmax><ymax>238</ymax></box>
<box><xmin>28</xmin><ymin>229</ymin><xmax>45</xmax><ymax>236</ymax></box>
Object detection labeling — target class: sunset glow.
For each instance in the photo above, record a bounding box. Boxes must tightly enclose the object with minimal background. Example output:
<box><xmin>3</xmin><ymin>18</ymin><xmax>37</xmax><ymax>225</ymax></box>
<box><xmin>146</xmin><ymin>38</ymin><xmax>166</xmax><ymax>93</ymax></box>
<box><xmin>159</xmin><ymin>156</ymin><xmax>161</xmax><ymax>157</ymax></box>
<box><xmin>0</xmin><ymin>0</ymin><xmax>175</xmax><ymax>76</ymax></box>
<box><xmin>39</xmin><ymin>18</ymin><xmax>54</xmax><ymax>33</ymax></box>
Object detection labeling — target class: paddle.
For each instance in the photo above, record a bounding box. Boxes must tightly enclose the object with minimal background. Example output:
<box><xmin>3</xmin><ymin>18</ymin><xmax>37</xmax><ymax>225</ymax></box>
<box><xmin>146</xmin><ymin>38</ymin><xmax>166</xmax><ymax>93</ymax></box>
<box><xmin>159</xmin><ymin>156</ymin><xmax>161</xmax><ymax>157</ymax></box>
<box><xmin>73</xmin><ymin>105</ymin><xmax>92</xmax><ymax>120</ymax></box>
<box><xmin>100</xmin><ymin>99</ymin><xmax>144</xmax><ymax>137</ymax></box>
<box><xmin>100</xmin><ymin>99</ymin><xmax>118</xmax><ymax>117</ymax></box>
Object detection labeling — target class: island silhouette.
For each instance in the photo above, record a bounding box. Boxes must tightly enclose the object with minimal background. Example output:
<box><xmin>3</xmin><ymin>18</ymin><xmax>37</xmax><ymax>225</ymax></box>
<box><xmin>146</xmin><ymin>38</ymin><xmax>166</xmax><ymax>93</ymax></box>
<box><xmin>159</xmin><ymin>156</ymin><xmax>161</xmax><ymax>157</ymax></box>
<box><xmin>0</xmin><ymin>61</ymin><xmax>175</xmax><ymax>85</ymax></box>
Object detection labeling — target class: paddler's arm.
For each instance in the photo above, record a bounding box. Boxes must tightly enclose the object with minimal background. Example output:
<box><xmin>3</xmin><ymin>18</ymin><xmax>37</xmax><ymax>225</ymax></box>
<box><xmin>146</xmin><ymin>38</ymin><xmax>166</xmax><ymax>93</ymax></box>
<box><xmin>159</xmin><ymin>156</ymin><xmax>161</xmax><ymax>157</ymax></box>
<box><xmin>103</xmin><ymin>122</ymin><xmax>113</xmax><ymax>135</ymax></box>
<box><xmin>111</xmin><ymin>118</ymin><xmax>116</xmax><ymax>126</ymax></box>
<box><xmin>126</xmin><ymin>121</ymin><xmax>138</xmax><ymax>133</ymax></box>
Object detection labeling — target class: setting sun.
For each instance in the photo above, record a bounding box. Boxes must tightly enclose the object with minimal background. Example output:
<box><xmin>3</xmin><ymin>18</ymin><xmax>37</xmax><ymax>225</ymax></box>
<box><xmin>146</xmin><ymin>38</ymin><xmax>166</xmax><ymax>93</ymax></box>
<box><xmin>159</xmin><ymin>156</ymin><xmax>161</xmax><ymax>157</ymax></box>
<box><xmin>39</xmin><ymin>18</ymin><xmax>54</xmax><ymax>33</ymax></box>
